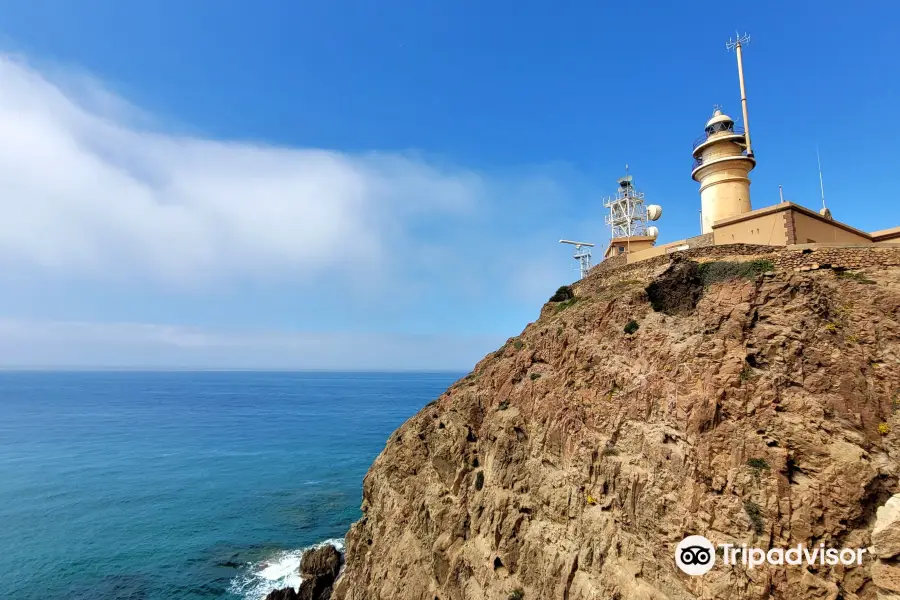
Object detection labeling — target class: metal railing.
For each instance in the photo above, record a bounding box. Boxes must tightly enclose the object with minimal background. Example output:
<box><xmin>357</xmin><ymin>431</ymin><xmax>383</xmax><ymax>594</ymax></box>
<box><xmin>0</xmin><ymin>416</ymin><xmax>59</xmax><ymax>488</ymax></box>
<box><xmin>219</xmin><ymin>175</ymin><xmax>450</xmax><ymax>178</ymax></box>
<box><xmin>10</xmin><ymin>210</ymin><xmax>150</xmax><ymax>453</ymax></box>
<box><xmin>692</xmin><ymin>127</ymin><xmax>745</xmax><ymax>150</ymax></box>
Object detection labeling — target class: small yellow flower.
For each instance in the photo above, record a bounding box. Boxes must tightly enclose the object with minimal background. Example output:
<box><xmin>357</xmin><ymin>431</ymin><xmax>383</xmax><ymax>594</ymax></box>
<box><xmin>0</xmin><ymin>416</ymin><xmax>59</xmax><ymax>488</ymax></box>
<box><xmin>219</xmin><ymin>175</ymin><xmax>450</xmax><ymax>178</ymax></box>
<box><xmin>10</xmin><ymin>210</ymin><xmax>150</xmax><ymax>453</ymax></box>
<box><xmin>586</xmin><ymin>494</ymin><xmax>597</xmax><ymax>505</ymax></box>
<box><xmin>878</xmin><ymin>422</ymin><xmax>891</xmax><ymax>435</ymax></box>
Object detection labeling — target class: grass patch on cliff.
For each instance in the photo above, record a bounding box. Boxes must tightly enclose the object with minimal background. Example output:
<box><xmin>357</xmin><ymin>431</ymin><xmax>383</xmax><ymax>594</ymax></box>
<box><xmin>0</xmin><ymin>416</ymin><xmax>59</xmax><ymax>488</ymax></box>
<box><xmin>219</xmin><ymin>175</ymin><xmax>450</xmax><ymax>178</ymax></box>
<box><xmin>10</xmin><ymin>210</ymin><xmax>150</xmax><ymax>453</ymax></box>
<box><xmin>529</xmin><ymin>372</ymin><xmax>541</xmax><ymax>381</ymax></box>
<box><xmin>744</xmin><ymin>500</ymin><xmax>765</xmax><ymax>535</ymax></box>
<box><xmin>554</xmin><ymin>296</ymin><xmax>580</xmax><ymax>313</ymax></box>
<box><xmin>698</xmin><ymin>259</ymin><xmax>774</xmax><ymax>286</ymax></box>
<box><xmin>475</xmin><ymin>471</ymin><xmax>485</xmax><ymax>491</ymax></box>
<box><xmin>835</xmin><ymin>270</ymin><xmax>876</xmax><ymax>284</ymax></box>
<box><xmin>508</xmin><ymin>588</ymin><xmax>524</xmax><ymax>600</ymax></box>
<box><xmin>624</xmin><ymin>319</ymin><xmax>639</xmax><ymax>335</ymax></box>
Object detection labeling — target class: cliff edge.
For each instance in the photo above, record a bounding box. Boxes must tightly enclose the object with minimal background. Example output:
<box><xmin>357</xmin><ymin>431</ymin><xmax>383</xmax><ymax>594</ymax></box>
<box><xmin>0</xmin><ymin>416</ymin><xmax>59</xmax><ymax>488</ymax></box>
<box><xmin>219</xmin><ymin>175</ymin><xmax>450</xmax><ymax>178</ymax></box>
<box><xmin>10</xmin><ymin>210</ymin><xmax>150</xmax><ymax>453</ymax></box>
<box><xmin>333</xmin><ymin>246</ymin><xmax>900</xmax><ymax>600</ymax></box>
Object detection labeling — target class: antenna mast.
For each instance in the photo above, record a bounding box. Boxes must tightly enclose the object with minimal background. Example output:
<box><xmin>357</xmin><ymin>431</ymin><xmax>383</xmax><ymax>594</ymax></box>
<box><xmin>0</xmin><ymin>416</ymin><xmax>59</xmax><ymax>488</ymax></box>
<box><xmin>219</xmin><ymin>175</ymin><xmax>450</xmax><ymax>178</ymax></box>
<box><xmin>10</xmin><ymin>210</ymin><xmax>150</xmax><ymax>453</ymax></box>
<box><xmin>816</xmin><ymin>146</ymin><xmax>827</xmax><ymax>209</ymax></box>
<box><xmin>726</xmin><ymin>32</ymin><xmax>753</xmax><ymax>157</ymax></box>
<box><xmin>559</xmin><ymin>240</ymin><xmax>595</xmax><ymax>280</ymax></box>
<box><xmin>603</xmin><ymin>166</ymin><xmax>648</xmax><ymax>240</ymax></box>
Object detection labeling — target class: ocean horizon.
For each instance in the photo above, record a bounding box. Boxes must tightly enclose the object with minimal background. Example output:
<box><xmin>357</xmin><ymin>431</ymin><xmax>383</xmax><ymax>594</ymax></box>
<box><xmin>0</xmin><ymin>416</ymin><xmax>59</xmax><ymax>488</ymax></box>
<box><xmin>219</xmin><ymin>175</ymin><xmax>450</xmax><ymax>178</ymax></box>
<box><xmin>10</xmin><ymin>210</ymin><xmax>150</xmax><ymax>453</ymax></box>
<box><xmin>0</xmin><ymin>370</ymin><xmax>462</xmax><ymax>599</ymax></box>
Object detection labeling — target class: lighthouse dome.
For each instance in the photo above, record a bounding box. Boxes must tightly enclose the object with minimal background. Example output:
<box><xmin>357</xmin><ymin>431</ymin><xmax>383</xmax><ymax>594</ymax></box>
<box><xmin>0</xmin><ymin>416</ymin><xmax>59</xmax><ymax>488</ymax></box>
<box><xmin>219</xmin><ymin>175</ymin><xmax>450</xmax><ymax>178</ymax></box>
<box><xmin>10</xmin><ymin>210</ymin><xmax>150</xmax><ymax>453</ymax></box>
<box><xmin>705</xmin><ymin>109</ymin><xmax>735</xmax><ymax>134</ymax></box>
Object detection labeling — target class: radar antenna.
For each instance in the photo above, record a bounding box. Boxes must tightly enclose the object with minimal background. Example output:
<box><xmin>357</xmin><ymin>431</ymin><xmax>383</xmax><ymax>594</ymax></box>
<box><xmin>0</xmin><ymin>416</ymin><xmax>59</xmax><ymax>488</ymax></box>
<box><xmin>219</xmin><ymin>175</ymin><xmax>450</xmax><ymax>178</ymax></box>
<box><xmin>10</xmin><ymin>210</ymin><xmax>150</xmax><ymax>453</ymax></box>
<box><xmin>559</xmin><ymin>239</ymin><xmax>595</xmax><ymax>280</ymax></box>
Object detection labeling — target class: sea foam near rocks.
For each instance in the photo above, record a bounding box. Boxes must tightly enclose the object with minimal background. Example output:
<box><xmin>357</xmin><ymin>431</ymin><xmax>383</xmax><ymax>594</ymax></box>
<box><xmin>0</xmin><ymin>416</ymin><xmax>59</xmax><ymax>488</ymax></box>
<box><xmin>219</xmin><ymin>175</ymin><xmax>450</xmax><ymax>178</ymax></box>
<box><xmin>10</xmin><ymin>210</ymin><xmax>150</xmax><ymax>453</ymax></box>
<box><xmin>228</xmin><ymin>538</ymin><xmax>344</xmax><ymax>600</ymax></box>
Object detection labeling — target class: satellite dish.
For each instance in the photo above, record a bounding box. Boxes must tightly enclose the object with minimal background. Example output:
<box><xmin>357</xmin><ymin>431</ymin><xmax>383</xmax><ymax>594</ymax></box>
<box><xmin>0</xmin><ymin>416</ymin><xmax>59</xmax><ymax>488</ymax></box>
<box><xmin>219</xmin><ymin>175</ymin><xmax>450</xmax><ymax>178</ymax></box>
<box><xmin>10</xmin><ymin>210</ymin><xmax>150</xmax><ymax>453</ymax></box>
<box><xmin>647</xmin><ymin>205</ymin><xmax>663</xmax><ymax>221</ymax></box>
<box><xmin>647</xmin><ymin>226</ymin><xmax>659</xmax><ymax>239</ymax></box>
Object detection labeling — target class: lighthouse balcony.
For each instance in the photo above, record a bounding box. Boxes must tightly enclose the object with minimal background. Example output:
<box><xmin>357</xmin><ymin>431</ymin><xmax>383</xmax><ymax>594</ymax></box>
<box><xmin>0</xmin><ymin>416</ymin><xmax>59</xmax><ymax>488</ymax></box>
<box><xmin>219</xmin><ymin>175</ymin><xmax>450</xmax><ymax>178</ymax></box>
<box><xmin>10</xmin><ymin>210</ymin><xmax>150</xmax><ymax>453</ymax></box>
<box><xmin>692</xmin><ymin>128</ymin><xmax>747</xmax><ymax>154</ymax></box>
<box><xmin>691</xmin><ymin>153</ymin><xmax>757</xmax><ymax>179</ymax></box>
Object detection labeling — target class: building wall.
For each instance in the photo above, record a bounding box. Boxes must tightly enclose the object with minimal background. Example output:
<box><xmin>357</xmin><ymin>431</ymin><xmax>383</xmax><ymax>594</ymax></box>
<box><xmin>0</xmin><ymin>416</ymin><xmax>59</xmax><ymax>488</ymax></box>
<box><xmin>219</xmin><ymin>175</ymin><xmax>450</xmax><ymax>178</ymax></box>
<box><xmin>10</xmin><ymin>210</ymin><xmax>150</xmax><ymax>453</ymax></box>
<box><xmin>712</xmin><ymin>211</ymin><xmax>788</xmax><ymax>246</ymax></box>
<box><xmin>792</xmin><ymin>212</ymin><xmax>871</xmax><ymax>244</ymax></box>
<box><xmin>603</xmin><ymin>237</ymin><xmax>655</xmax><ymax>259</ymax></box>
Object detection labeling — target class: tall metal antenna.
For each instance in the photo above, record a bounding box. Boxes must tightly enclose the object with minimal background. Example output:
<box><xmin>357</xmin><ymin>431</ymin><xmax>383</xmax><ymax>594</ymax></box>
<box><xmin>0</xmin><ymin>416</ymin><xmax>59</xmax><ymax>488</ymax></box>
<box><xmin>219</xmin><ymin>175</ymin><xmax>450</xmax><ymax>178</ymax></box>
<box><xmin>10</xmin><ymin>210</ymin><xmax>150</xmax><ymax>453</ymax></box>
<box><xmin>726</xmin><ymin>31</ymin><xmax>753</xmax><ymax>157</ymax></box>
<box><xmin>604</xmin><ymin>169</ymin><xmax>648</xmax><ymax>239</ymax></box>
<box><xmin>559</xmin><ymin>240</ymin><xmax>595</xmax><ymax>280</ymax></box>
<box><xmin>816</xmin><ymin>146</ymin><xmax>827</xmax><ymax>209</ymax></box>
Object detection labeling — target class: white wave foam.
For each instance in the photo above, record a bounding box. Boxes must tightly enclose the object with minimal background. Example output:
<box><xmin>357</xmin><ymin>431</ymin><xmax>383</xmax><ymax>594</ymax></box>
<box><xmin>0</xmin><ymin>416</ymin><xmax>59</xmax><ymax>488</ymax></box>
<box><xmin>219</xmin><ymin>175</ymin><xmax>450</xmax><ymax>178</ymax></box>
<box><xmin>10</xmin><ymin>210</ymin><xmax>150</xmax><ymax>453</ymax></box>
<box><xmin>228</xmin><ymin>538</ymin><xmax>345</xmax><ymax>600</ymax></box>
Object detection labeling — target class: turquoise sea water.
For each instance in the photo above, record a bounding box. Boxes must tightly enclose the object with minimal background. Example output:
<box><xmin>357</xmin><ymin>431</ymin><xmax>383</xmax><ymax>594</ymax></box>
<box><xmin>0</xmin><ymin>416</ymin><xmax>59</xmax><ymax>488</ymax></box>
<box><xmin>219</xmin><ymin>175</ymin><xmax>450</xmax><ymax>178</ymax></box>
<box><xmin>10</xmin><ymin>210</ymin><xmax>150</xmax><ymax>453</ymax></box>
<box><xmin>0</xmin><ymin>371</ymin><xmax>460</xmax><ymax>600</ymax></box>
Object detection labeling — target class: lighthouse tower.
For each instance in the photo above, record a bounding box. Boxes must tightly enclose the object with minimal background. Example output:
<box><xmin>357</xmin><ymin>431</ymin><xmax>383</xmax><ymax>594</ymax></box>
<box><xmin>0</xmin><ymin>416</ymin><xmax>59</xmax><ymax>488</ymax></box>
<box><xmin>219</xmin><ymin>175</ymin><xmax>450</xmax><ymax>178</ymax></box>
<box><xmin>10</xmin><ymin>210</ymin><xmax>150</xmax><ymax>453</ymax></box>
<box><xmin>691</xmin><ymin>108</ymin><xmax>756</xmax><ymax>233</ymax></box>
<box><xmin>692</xmin><ymin>32</ymin><xmax>757</xmax><ymax>234</ymax></box>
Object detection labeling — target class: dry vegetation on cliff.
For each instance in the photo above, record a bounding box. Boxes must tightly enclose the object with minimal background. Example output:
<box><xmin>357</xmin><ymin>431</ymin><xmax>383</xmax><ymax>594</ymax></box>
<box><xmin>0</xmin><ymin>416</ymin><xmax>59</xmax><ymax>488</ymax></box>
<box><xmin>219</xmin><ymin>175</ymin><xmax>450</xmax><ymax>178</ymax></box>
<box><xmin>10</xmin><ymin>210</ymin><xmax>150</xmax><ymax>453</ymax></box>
<box><xmin>333</xmin><ymin>250</ymin><xmax>900</xmax><ymax>600</ymax></box>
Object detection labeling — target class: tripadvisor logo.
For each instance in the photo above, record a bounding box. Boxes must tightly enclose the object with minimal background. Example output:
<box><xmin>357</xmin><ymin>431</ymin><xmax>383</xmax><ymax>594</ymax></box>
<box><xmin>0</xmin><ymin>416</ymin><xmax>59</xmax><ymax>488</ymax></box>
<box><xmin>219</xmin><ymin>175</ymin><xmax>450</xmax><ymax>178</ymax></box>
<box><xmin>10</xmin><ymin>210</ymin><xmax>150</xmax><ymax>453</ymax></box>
<box><xmin>675</xmin><ymin>535</ymin><xmax>867</xmax><ymax>576</ymax></box>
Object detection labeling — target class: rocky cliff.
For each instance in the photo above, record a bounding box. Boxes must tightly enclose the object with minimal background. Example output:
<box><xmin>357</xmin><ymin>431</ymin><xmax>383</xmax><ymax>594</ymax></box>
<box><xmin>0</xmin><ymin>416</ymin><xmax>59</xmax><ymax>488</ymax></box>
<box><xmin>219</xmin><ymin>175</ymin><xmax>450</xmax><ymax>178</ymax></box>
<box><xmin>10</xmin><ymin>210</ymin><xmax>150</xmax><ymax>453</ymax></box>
<box><xmin>333</xmin><ymin>249</ymin><xmax>900</xmax><ymax>600</ymax></box>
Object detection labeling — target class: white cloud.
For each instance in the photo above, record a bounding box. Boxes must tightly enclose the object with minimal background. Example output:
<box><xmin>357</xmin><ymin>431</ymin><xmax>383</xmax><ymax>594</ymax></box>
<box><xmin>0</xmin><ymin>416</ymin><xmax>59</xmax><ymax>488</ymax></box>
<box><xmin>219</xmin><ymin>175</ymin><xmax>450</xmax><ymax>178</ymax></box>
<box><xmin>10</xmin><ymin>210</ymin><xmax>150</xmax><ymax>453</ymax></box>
<box><xmin>0</xmin><ymin>54</ymin><xmax>597</xmax><ymax>368</ymax></box>
<box><xmin>0</xmin><ymin>55</ymin><xmax>485</xmax><ymax>285</ymax></box>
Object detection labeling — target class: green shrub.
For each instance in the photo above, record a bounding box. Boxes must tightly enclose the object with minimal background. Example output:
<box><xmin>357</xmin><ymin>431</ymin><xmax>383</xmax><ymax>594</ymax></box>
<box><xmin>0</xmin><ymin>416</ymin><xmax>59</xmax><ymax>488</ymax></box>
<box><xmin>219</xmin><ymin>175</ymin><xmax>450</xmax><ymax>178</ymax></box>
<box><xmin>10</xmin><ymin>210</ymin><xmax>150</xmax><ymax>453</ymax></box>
<box><xmin>497</xmin><ymin>399</ymin><xmax>510</xmax><ymax>411</ymax></box>
<box><xmin>508</xmin><ymin>588</ymin><xmax>524</xmax><ymax>600</ymax></box>
<box><xmin>475</xmin><ymin>471</ymin><xmax>485</xmax><ymax>491</ymax></box>
<box><xmin>747</xmin><ymin>458</ymin><xmax>769</xmax><ymax>470</ymax></box>
<box><xmin>529</xmin><ymin>373</ymin><xmax>541</xmax><ymax>381</ymax></box>
<box><xmin>624</xmin><ymin>319</ymin><xmax>639</xmax><ymax>335</ymax></box>
<box><xmin>698</xmin><ymin>259</ymin><xmax>774</xmax><ymax>286</ymax></box>
<box><xmin>744</xmin><ymin>500</ymin><xmax>764</xmax><ymax>535</ymax></box>
<box><xmin>549</xmin><ymin>285</ymin><xmax>574</xmax><ymax>302</ymax></box>
<box><xmin>513</xmin><ymin>340</ymin><xmax>524</xmax><ymax>350</ymax></box>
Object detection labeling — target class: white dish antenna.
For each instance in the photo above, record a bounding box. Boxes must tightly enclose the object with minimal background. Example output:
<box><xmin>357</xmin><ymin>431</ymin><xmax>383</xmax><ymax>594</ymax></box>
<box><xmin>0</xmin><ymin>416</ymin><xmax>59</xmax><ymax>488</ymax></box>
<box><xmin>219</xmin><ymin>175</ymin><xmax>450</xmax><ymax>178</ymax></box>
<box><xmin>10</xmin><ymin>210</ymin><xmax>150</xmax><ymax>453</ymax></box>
<box><xmin>647</xmin><ymin>226</ymin><xmax>659</xmax><ymax>239</ymax></box>
<box><xmin>647</xmin><ymin>205</ymin><xmax>662</xmax><ymax>221</ymax></box>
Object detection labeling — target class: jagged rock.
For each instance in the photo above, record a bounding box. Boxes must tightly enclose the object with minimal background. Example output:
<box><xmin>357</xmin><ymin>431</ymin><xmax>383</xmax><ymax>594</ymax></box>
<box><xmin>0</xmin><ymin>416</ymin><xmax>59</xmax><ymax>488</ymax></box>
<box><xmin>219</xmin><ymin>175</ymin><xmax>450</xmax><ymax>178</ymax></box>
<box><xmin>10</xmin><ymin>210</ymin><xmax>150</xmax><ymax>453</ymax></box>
<box><xmin>874</xmin><ymin>495</ymin><xmax>900</xmax><ymax>559</ymax></box>
<box><xmin>265</xmin><ymin>588</ymin><xmax>300</xmax><ymax>600</ymax></box>
<box><xmin>332</xmin><ymin>256</ymin><xmax>900</xmax><ymax>600</ymax></box>
<box><xmin>266</xmin><ymin>544</ymin><xmax>343</xmax><ymax>600</ymax></box>
<box><xmin>644</xmin><ymin>258</ymin><xmax>703</xmax><ymax>314</ymax></box>
<box><xmin>301</xmin><ymin>544</ymin><xmax>342</xmax><ymax>580</ymax></box>
<box><xmin>297</xmin><ymin>544</ymin><xmax>342</xmax><ymax>600</ymax></box>
<box><xmin>874</xmin><ymin>561</ymin><xmax>900</xmax><ymax>593</ymax></box>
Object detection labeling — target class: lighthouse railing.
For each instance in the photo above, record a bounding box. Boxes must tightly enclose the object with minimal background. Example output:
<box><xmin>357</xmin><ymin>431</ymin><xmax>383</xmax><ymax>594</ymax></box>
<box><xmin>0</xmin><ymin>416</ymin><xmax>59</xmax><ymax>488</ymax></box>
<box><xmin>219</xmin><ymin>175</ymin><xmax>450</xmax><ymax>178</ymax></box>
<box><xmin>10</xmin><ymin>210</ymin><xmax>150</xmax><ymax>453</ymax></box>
<box><xmin>692</xmin><ymin>126</ymin><xmax>745</xmax><ymax>150</ymax></box>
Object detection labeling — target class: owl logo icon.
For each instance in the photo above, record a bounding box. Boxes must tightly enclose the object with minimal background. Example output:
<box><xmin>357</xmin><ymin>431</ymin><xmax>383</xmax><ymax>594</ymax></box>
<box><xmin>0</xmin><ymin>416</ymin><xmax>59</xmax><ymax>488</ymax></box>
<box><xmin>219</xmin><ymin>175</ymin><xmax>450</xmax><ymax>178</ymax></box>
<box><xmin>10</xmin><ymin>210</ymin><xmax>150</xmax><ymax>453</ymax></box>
<box><xmin>675</xmin><ymin>535</ymin><xmax>715</xmax><ymax>576</ymax></box>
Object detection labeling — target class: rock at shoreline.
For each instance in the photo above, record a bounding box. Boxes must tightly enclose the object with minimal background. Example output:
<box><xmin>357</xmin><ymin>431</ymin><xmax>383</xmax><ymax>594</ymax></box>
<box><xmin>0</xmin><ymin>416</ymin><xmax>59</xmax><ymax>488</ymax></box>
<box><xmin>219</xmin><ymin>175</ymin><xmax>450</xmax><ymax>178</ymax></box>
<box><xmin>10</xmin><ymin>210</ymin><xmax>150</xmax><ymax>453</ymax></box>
<box><xmin>264</xmin><ymin>544</ymin><xmax>343</xmax><ymax>600</ymax></box>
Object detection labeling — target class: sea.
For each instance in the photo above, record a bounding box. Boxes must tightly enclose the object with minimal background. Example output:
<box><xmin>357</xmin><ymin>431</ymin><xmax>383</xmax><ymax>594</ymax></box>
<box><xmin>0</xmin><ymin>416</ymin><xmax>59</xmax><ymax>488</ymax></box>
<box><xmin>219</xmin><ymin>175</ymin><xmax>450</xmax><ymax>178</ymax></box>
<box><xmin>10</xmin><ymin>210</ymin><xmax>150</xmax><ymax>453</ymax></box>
<box><xmin>0</xmin><ymin>371</ymin><xmax>461</xmax><ymax>600</ymax></box>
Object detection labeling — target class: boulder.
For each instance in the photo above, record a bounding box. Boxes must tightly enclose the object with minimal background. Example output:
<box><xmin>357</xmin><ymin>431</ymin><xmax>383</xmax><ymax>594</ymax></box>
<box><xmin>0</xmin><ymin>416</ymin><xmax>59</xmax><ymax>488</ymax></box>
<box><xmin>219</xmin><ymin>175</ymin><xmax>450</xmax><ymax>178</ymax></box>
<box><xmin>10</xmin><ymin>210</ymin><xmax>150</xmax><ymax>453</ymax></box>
<box><xmin>874</xmin><ymin>561</ymin><xmax>900</xmax><ymax>594</ymax></box>
<box><xmin>265</xmin><ymin>544</ymin><xmax>343</xmax><ymax>600</ymax></box>
<box><xmin>874</xmin><ymin>495</ymin><xmax>900</xmax><ymax>559</ymax></box>
<box><xmin>298</xmin><ymin>544</ymin><xmax>343</xmax><ymax>600</ymax></box>
<box><xmin>265</xmin><ymin>588</ymin><xmax>300</xmax><ymax>600</ymax></box>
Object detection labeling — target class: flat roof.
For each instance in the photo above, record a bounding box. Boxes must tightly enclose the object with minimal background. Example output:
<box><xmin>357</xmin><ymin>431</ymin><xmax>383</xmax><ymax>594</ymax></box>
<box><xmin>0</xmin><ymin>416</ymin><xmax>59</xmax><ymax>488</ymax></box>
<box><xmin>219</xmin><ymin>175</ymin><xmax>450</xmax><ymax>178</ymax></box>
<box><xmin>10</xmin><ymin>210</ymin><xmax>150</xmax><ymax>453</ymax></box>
<box><xmin>712</xmin><ymin>202</ymin><xmax>874</xmax><ymax>239</ymax></box>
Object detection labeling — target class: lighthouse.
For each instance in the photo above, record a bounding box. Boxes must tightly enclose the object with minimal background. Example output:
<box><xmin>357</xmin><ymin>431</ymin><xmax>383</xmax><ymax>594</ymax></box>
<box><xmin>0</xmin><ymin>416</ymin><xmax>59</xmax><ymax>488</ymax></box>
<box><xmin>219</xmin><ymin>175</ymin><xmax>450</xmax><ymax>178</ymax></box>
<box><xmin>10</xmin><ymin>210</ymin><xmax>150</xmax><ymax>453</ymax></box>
<box><xmin>692</xmin><ymin>33</ymin><xmax>756</xmax><ymax>234</ymax></box>
<box><xmin>691</xmin><ymin>108</ymin><xmax>755</xmax><ymax>233</ymax></box>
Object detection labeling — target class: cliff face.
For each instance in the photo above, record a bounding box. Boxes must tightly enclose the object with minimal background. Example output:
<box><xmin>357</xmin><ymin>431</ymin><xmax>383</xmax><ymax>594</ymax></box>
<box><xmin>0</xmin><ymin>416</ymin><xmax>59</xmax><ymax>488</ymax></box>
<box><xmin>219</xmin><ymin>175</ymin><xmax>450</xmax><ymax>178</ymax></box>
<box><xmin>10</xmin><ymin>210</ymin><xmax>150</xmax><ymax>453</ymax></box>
<box><xmin>333</xmin><ymin>252</ymin><xmax>900</xmax><ymax>600</ymax></box>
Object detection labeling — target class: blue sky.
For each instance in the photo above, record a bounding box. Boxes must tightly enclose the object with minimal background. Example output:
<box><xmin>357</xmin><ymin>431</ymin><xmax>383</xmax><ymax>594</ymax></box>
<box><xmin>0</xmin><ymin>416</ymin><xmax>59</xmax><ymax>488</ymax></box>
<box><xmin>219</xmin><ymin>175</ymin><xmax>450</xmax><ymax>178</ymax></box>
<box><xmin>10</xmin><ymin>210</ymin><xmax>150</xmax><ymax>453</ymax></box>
<box><xmin>0</xmin><ymin>0</ymin><xmax>896</xmax><ymax>369</ymax></box>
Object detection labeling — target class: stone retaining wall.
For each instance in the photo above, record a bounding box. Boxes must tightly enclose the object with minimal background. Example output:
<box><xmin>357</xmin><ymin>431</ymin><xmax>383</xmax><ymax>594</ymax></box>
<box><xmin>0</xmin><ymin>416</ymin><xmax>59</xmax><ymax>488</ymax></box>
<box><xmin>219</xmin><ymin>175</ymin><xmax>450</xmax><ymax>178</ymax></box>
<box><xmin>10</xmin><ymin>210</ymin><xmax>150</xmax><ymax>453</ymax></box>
<box><xmin>772</xmin><ymin>246</ymin><xmax>900</xmax><ymax>271</ymax></box>
<box><xmin>589</xmin><ymin>243</ymin><xmax>900</xmax><ymax>283</ymax></box>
